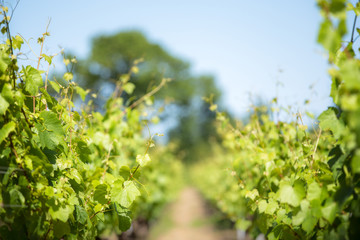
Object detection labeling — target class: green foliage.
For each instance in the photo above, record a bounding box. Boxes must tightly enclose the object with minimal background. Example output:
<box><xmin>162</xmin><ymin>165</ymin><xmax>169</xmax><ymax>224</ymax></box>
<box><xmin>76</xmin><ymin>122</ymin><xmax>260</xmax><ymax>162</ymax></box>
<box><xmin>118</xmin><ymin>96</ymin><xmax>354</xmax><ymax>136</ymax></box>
<box><xmin>316</xmin><ymin>0</ymin><xmax>360</xmax><ymax>237</ymax></box>
<box><xmin>192</xmin><ymin>1</ymin><xmax>360</xmax><ymax>238</ymax></box>
<box><xmin>193</xmin><ymin>109</ymin><xmax>337</xmax><ymax>239</ymax></box>
<box><xmin>0</xmin><ymin>6</ymin><xmax>183</xmax><ymax>239</ymax></box>
<box><xmin>75</xmin><ymin>31</ymin><xmax>223</xmax><ymax>163</ymax></box>
<box><xmin>132</xmin><ymin>146</ymin><xmax>184</xmax><ymax>221</ymax></box>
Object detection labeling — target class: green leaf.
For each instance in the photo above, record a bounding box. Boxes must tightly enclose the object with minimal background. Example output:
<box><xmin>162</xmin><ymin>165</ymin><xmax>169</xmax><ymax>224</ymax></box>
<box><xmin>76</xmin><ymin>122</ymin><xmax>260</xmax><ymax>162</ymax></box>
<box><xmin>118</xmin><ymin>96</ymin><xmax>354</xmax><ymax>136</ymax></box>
<box><xmin>0</xmin><ymin>122</ymin><xmax>15</xmax><ymax>144</ymax></box>
<box><xmin>63</xmin><ymin>72</ymin><xmax>73</xmax><ymax>81</ymax></box>
<box><xmin>36</xmin><ymin>111</ymin><xmax>65</xmax><ymax>150</ymax></box>
<box><xmin>49</xmin><ymin>203</ymin><xmax>73</xmax><ymax>222</ymax></box>
<box><xmin>265</xmin><ymin>201</ymin><xmax>278</xmax><ymax>215</ymax></box>
<box><xmin>0</xmin><ymin>48</ymin><xmax>10</xmax><ymax>74</ymax></box>
<box><xmin>277</xmin><ymin>182</ymin><xmax>305</xmax><ymax>207</ymax></box>
<box><xmin>40</xmin><ymin>88</ymin><xmax>56</xmax><ymax>110</ymax></box>
<box><xmin>307</xmin><ymin>182</ymin><xmax>321</xmax><ymax>202</ymax></box>
<box><xmin>49</xmin><ymin>80</ymin><xmax>60</xmax><ymax>93</ymax></box>
<box><xmin>276</xmin><ymin>209</ymin><xmax>290</xmax><ymax>224</ymax></box>
<box><xmin>68</xmin><ymin>168</ymin><xmax>82</xmax><ymax>184</ymax></box>
<box><xmin>136</xmin><ymin>154</ymin><xmax>151</xmax><ymax>167</ymax></box>
<box><xmin>292</xmin><ymin>210</ymin><xmax>306</xmax><ymax>226</ymax></box>
<box><xmin>1</xmin><ymin>83</ymin><xmax>13</xmax><ymax>103</ymax></box>
<box><xmin>114</xmin><ymin>181</ymin><xmax>140</xmax><ymax>208</ymax></box>
<box><xmin>235</xmin><ymin>218</ymin><xmax>252</xmax><ymax>231</ymax></box>
<box><xmin>351</xmin><ymin>150</ymin><xmax>360</xmax><ymax>173</ymax></box>
<box><xmin>318</xmin><ymin>108</ymin><xmax>345</xmax><ymax>139</ymax></box>
<box><xmin>339</xmin><ymin>59</ymin><xmax>360</xmax><ymax>91</ymax></box>
<box><xmin>94</xmin><ymin>184</ymin><xmax>108</xmax><ymax>204</ymax></box>
<box><xmin>123</xmin><ymin>82</ymin><xmax>135</xmax><ymax>94</ymax></box>
<box><xmin>118</xmin><ymin>212</ymin><xmax>132</xmax><ymax>232</ymax></box>
<box><xmin>76</xmin><ymin>140</ymin><xmax>91</xmax><ymax>163</ymax></box>
<box><xmin>26</xmin><ymin>213</ymin><xmax>49</xmax><ymax>239</ymax></box>
<box><xmin>41</xmin><ymin>53</ymin><xmax>52</xmax><ymax>64</ymax></box>
<box><xmin>111</xmin><ymin>179</ymin><xmax>124</xmax><ymax>202</ymax></box>
<box><xmin>321</xmin><ymin>200</ymin><xmax>337</xmax><ymax>224</ymax></box>
<box><xmin>111</xmin><ymin>178</ymin><xmax>123</xmax><ymax>193</ymax></box>
<box><xmin>301</xmin><ymin>215</ymin><xmax>317</xmax><ymax>233</ymax></box>
<box><xmin>317</xmin><ymin>20</ymin><xmax>342</xmax><ymax>55</ymax></box>
<box><xmin>12</xmin><ymin>35</ymin><xmax>23</xmax><ymax>50</ymax></box>
<box><xmin>75</xmin><ymin>86</ymin><xmax>88</xmax><ymax>101</ymax></box>
<box><xmin>258</xmin><ymin>200</ymin><xmax>267</xmax><ymax>213</ymax></box>
<box><xmin>24</xmin><ymin>66</ymin><xmax>43</xmax><ymax>96</ymax></box>
<box><xmin>9</xmin><ymin>188</ymin><xmax>25</xmax><ymax>206</ymax></box>
<box><xmin>119</xmin><ymin>166</ymin><xmax>131</xmax><ymax>179</ymax></box>
<box><xmin>75</xmin><ymin>206</ymin><xmax>88</xmax><ymax>225</ymax></box>
<box><xmin>245</xmin><ymin>189</ymin><xmax>259</xmax><ymax>201</ymax></box>
<box><xmin>53</xmin><ymin>221</ymin><xmax>70</xmax><ymax>238</ymax></box>
<box><xmin>68</xmin><ymin>193</ymin><xmax>79</xmax><ymax>206</ymax></box>
<box><xmin>0</xmin><ymin>94</ymin><xmax>9</xmax><ymax>115</ymax></box>
<box><xmin>209</xmin><ymin>104</ymin><xmax>217</xmax><ymax>111</ymax></box>
<box><xmin>27</xmin><ymin>155</ymin><xmax>53</xmax><ymax>174</ymax></box>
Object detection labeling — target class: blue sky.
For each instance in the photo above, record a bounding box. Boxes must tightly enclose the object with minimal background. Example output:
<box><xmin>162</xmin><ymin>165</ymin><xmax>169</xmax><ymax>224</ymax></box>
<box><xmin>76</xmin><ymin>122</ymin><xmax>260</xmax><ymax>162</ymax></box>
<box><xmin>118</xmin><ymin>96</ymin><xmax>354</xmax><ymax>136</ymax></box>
<box><xmin>10</xmin><ymin>0</ymin><xmax>334</xmax><ymax>118</ymax></box>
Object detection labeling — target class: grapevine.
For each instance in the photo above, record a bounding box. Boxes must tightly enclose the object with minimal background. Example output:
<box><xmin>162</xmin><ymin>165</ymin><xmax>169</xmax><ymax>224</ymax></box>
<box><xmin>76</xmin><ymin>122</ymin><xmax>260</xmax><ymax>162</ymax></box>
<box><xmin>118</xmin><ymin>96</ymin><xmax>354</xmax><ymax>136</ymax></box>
<box><xmin>0</xmin><ymin>6</ymin><xmax>182</xmax><ymax>239</ymax></box>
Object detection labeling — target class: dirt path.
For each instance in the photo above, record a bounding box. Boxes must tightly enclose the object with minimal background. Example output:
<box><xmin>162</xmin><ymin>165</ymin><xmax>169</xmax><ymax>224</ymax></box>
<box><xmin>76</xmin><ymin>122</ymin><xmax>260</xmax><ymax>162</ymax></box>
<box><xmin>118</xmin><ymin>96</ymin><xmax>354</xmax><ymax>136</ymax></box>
<box><xmin>152</xmin><ymin>187</ymin><xmax>234</xmax><ymax>240</ymax></box>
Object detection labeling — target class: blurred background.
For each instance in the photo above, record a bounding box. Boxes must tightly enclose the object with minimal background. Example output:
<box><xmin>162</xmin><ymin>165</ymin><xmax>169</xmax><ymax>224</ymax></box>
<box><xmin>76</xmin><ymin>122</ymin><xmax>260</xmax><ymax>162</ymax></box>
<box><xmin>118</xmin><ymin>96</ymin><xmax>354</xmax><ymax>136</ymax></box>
<box><xmin>10</xmin><ymin>0</ymin><xmax>333</xmax><ymax>163</ymax></box>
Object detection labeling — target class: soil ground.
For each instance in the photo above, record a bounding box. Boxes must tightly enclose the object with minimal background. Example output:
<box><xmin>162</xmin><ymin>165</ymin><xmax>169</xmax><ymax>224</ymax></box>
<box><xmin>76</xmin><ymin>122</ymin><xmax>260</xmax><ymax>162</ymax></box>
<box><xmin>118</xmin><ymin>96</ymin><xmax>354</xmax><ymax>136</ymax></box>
<box><xmin>149</xmin><ymin>187</ymin><xmax>237</xmax><ymax>240</ymax></box>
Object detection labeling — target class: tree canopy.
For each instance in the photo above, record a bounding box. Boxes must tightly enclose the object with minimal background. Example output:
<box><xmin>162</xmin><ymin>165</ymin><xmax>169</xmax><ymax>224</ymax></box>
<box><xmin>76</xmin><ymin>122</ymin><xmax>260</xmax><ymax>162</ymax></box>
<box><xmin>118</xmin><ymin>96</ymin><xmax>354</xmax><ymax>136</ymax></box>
<box><xmin>74</xmin><ymin>30</ymin><xmax>223</xmax><ymax>162</ymax></box>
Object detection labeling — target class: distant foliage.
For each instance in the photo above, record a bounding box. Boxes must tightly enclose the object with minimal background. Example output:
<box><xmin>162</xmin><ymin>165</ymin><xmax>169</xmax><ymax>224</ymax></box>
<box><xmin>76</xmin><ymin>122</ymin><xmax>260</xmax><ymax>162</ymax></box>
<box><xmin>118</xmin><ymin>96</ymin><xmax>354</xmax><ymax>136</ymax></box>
<box><xmin>193</xmin><ymin>0</ymin><xmax>360</xmax><ymax>239</ymax></box>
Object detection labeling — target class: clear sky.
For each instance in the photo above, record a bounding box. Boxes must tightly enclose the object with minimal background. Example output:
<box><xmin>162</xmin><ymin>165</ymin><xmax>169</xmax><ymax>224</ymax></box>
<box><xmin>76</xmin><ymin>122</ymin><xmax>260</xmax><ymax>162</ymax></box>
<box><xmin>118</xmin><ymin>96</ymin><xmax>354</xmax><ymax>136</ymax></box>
<box><xmin>10</xmin><ymin>0</ymin><xmax>335</xmax><ymax>118</ymax></box>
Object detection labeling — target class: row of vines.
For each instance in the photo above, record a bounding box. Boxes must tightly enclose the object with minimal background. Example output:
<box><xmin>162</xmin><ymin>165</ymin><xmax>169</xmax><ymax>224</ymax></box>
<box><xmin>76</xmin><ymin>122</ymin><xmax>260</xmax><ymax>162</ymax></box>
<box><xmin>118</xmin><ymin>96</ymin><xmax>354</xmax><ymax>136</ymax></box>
<box><xmin>0</xmin><ymin>6</ymin><xmax>183</xmax><ymax>240</ymax></box>
<box><xmin>192</xmin><ymin>1</ymin><xmax>360</xmax><ymax>239</ymax></box>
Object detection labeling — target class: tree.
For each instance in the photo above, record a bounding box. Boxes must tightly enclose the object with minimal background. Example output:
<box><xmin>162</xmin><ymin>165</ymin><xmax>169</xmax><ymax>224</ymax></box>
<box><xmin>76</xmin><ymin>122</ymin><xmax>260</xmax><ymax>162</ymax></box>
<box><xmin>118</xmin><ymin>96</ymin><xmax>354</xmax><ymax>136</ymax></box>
<box><xmin>73</xmin><ymin>30</ymin><xmax>223</xmax><ymax>163</ymax></box>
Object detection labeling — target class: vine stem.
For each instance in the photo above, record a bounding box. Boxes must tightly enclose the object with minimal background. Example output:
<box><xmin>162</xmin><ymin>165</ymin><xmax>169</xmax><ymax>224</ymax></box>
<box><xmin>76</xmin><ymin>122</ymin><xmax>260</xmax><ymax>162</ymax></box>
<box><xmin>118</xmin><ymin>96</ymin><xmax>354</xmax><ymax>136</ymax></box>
<box><xmin>127</xmin><ymin>77</ymin><xmax>169</xmax><ymax>111</ymax></box>
<box><xmin>43</xmin><ymin>220</ymin><xmax>52</xmax><ymax>240</ymax></box>
<box><xmin>68</xmin><ymin>87</ymin><xmax>74</xmax><ymax>153</ymax></box>
<box><xmin>90</xmin><ymin>209</ymin><xmax>113</xmax><ymax>220</ymax></box>
<box><xmin>351</xmin><ymin>1</ymin><xmax>360</xmax><ymax>43</ymax></box>
<box><xmin>21</xmin><ymin>108</ymin><xmax>33</xmax><ymax>128</ymax></box>
<box><xmin>351</xmin><ymin>15</ymin><xmax>358</xmax><ymax>43</ymax></box>
<box><xmin>3</xmin><ymin>9</ymin><xmax>16</xmax><ymax>88</ymax></box>
<box><xmin>102</xmin><ymin>143</ymin><xmax>113</xmax><ymax>182</ymax></box>
<box><xmin>129</xmin><ymin>164</ymin><xmax>140</xmax><ymax>181</ymax></box>
<box><xmin>34</xmin><ymin>20</ymin><xmax>50</xmax><ymax>114</ymax></box>
<box><xmin>311</xmin><ymin>129</ymin><xmax>322</xmax><ymax>168</ymax></box>
<box><xmin>129</xmin><ymin>125</ymin><xmax>152</xmax><ymax>180</ymax></box>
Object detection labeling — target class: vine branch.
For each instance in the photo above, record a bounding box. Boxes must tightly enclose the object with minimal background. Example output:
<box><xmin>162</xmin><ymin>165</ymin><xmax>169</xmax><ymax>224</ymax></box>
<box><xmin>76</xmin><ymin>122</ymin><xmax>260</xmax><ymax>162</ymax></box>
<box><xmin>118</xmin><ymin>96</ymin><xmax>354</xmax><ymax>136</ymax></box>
<box><xmin>351</xmin><ymin>1</ymin><xmax>360</xmax><ymax>43</ymax></box>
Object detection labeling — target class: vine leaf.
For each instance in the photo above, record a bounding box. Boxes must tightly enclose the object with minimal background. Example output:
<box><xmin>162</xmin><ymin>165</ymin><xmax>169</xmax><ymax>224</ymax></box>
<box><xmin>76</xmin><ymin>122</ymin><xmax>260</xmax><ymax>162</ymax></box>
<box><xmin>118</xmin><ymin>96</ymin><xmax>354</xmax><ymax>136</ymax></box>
<box><xmin>0</xmin><ymin>49</ymin><xmax>10</xmax><ymax>74</ymax></box>
<box><xmin>53</xmin><ymin>221</ymin><xmax>71</xmax><ymax>239</ymax></box>
<box><xmin>75</xmin><ymin>205</ymin><xmax>88</xmax><ymax>225</ymax></box>
<box><xmin>94</xmin><ymin>184</ymin><xmax>108</xmax><ymax>205</ymax></box>
<box><xmin>318</xmin><ymin>108</ymin><xmax>345</xmax><ymax>139</ymax></box>
<box><xmin>0</xmin><ymin>94</ymin><xmax>9</xmax><ymax>115</ymax></box>
<box><xmin>307</xmin><ymin>182</ymin><xmax>322</xmax><ymax>202</ymax></box>
<box><xmin>36</xmin><ymin>111</ymin><xmax>65</xmax><ymax>150</ymax></box>
<box><xmin>118</xmin><ymin>212</ymin><xmax>132</xmax><ymax>232</ymax></box>
<box><xmin>113</xmin><ymin>181</ymin><xmax>140</xmax><ymax>208</ymax></box>
<box><xmin>301</xmin><ymin>214</ymin><xmax>317</xmax><ymax>233</ymax></box>
<box><xmin>321</xmin><ymin>200</ymin><xmax>337</xmax><ymax>224</ymax></box>
<box><xmin>277</xmin><ymin>182</ymin><xmax>305</xmax><ymax>207</ymax></box>
<box><xmin>0</xmin><ymin>121</ymin><xmax>15</xmax><ymax>144</ymax></box>
<box><xmin>136</xmin><ymin>154</ymin><xmax>151</xmax><ymax>167</ymax></box>
<box><xmin>48</xmin><ymin>201</ymin><xmax>73</xmax><ymax>222</ymax></box>
<box><xmin>123</xmin><ymin>82</ymin><xmax>135</xmax><ymax>95</ymax></box>
<box><xmin>23</xmin><ymin>66</ymin><xmax>43</xmax><ymax>96</ymax></box>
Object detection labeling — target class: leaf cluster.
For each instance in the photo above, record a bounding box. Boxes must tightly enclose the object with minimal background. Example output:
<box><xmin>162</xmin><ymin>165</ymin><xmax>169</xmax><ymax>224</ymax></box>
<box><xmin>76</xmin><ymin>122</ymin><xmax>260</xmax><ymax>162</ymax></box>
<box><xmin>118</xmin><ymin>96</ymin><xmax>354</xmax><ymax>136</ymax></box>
<box><xmin>192</xmin><ymin>1</ymin><xmax>360</xmax><ymax>238</ymax></box>
<box><xmin>0</xmin><ymin>6</ymin><xmax>183</xmax><ymax>239</ymax></box>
